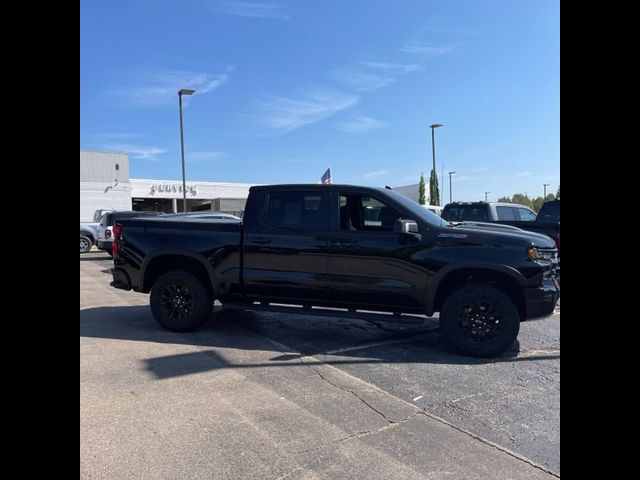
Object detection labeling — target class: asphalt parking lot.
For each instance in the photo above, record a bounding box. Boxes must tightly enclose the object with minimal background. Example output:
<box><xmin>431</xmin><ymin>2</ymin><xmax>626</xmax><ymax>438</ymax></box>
<box><xmin>81</xmin><ymin>252</ymin><xmax>560</xmax><ymax>479</ymax></box>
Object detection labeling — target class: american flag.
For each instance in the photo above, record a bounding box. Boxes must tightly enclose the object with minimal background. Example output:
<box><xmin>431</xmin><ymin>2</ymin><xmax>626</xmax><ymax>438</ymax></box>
<box><xmin>320</xmin><ymin>168</ymin><xmax>332</xmax><ymax>185</ymax></box>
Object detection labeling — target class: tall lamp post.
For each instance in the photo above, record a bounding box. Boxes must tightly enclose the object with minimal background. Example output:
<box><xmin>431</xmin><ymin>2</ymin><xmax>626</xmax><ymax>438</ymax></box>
<box><xmin>543</xmin><ymin>183</ymin><xmax>550</xmax><ymax>199</ymax></box>
<box><xmin>429</xmin><ymin>123</ymin><xmax>443</xmax><ymax>205</ymax></box>
<box><xmin>484</xmin><ymin>191</ymin><xmax>491</xmax><ymax>202</ymax></box>
<box><xmin>448</xmin><ymin>171</ymin><xmax>456</xmax><ymax>203</ymax></box>
<box><xmin>178</xmin><ymin>88</ymin><xmax>196</xmax><ymax>212</ymax></box>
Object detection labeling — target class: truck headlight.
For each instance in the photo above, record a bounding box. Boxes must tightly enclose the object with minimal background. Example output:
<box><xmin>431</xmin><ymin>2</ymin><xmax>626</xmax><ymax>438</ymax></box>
<box><xmin>528</xmin><ymin>247</ymin><xmax>556</xmax><ymax>262</ymax></box>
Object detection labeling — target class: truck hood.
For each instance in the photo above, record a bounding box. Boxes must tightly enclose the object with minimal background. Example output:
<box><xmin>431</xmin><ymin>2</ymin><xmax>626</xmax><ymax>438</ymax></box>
<box><xmin>447</xmin><ymin>223</ymin><xmax>556</xmax><ymax>248</ymax></box>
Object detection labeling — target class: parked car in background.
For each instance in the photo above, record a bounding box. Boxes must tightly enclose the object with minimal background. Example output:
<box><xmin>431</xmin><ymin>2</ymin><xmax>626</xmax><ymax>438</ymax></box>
<box><xmin>93</xmin><ymin>209</ymin><xmax>113</xmax><ymax>223</ymax></box>
<box><xmin>80</xmin><ymin>223</ymin><xmax>99</xmax><ymax>254</ymax></box>
<box><xmin>97</xmin><ymin>211</ymin><xmax>165</xmax><ymax>255</ymax></box>
<box><xmin>441</xmin><ymin>201</ymin><xmax>537</xmax><ymax>223</ymax></box>
<box><xmin>529</xmin><ymin>199</ymin><xmax>560</xmax><ymax>257</ymax></box>
<box><xmin>422</xmin><ymin>205</ymin><xmax>444</xmax><ymax>216</ymax></box>
<box><xmin>441</xmin><ymin>200</ymin><xmax>560</xmax><ymax>254</ymax></box>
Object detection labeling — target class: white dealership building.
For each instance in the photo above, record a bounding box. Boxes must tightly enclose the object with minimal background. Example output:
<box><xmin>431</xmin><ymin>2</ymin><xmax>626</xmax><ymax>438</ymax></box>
<box><xmin>80</xmin><ymin>150</ymin><xmax>256</xmax><ymax>222</ymax></box>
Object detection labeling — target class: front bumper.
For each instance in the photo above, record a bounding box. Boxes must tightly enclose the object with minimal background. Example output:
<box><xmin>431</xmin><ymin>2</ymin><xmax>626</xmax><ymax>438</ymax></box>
<box><xmin>110</xmin><ymin>268</ymin><xmax>131</xmax><ymax>291</ymax></box>
<box><xmin>524</xmin><ymin>276</ymin><xmax>559</xmax><ymax>319</ymax></box>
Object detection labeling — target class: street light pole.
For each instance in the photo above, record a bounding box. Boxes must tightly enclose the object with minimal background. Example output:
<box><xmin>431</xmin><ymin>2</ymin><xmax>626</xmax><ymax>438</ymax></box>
<box><xmin>178</xmin><ymin>88</ymin><xmax>196</xmax><ymax>212</ymax></box>
<box><xmin>448</xmin><ymin>171</ymin><xmax>456</xmax><ymax>203</ymax></box>
<box><xmin>543</xmin><ymin>183</ymin><xmax>550</xmax><ymax>199</ymax></box>
<box><xmin>429</xmin><ymin>123</ymin><xmax>443</xmax><ymax>205</ymax></box>
<box><xmin>484</xmin><ymin>191</ymin><xmax>491</xmax><ymax>202</ymax></box>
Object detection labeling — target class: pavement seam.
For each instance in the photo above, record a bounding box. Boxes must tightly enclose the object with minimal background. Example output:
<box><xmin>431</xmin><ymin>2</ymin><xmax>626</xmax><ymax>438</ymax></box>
<box><xmin>231</xmin><ymin>320</ymin><xmax>560</xmax><ymax>478</ymax></box>
<box><xmin>414</xmin><ymin>411</ymin><xmax>559</xmax><ymax>478</ymax></box>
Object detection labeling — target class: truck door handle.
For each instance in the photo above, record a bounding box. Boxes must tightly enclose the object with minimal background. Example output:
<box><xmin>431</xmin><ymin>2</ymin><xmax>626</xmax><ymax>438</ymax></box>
<box><xmin>252</xmin><ymin>237</ymin><xmax>271</xmax><ymax>245</ymax></box>
<box><xmin>333</xmin><ymin>241</ymin><xmax>356</xmax><ymax>248</ymax></box>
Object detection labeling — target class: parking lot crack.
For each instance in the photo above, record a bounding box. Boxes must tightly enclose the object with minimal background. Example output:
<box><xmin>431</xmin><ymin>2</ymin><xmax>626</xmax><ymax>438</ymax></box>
<box><xmin>301</xmin><ymin>358</ymin><xmax>397</xmax><ymax>425</ymax></box>
<box><xmin>292</xmin><ymin>414</ymin><xmax>418</xmax><ymax>456</ymax></box>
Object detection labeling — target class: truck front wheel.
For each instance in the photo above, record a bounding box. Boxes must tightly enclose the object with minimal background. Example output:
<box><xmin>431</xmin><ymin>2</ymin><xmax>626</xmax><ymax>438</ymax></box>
<box><xmin>150</xmin><ymin>270</ymin><xmax>213</xmax><ymax>332</ymax></box>
<box><xmin>439</xmin><ymin>285</ymin><xmax>520</xmax><ymax>357</ymax></box>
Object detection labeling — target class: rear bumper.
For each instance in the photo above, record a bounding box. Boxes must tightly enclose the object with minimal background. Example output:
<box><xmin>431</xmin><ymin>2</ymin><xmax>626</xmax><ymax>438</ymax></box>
<box><xmin>524</xmin><ymin>277</ymin><xmax>559</xmax><ymax>319</ymax></box>
<box><xmin>110</xmin><ymin>268</ymin><xmax>131</xmax><ymax>291</ymax></box>
<box><xmin>97</xmin><ymin>240</ymin><xmax>113</xmax><ymax>251</ymax></box>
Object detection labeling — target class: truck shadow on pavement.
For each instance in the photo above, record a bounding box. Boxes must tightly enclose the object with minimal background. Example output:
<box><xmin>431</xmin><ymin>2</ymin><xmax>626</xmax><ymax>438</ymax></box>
<box><xmin>80</xmin><ymin>305</ymin><xmax>559</xmax><ymax>380</ymax></box>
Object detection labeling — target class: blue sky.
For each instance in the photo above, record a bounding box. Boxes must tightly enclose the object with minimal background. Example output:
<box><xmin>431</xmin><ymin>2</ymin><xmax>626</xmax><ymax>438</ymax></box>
<box><xmin>80</xmin><ymin>0</ymin><xmax>559</xmax><ymax>201</ymax></box>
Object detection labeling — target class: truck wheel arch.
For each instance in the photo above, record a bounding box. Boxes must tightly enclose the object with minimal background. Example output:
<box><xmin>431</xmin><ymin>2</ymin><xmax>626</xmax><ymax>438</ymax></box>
<box><xmin>141</xmin><ymin>251</ymin><xmax>218</xmax><ymax>297</ymax></box>
<box><xmin>426</xmin><ymin>263</ymin><xmax>527</xmax><ymax>319</ymax></box>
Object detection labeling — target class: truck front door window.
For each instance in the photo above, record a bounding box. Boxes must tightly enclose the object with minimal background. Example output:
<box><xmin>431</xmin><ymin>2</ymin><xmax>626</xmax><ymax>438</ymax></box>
<box><xmin>339</xmin><ymin>194</ymin><xmax>402</xmax><ymax>232</ymax></box>
<box><xmin>516</xmin><ymin>208</ymin><xmax>536</xmax><ymax>221</ymax></box>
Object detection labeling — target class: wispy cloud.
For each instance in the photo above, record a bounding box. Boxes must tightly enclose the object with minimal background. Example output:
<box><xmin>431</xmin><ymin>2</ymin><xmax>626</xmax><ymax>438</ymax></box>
<box><xmin>113</xmin><ymin>66</ymin><xmax>233</xmax><ymax>108</ymax></box>
<box><xmin>189</xmin><ymin>151</ymin><xmax>227</xmax><ymax>162</ymax></box>
<box><xmin>335</xmin><ymin>114</ymin><xmax>390</xmax><ymax>133</ymax></box>
<box><xmin>91</xmin><ymin>133</ymin><xmax>146</xmax><ymax>140</ymax></box>
<box><xmin>101</xmin><ymin>143</ymin><xmax>167</xmax><ymax>162</ymax></box>
<box><xmin>363</xmin><ymin>169</ymin><xmax>390</xmax><ymax>179</ymax></box>
<box><xmin>334</xmin><ymin>62</ymin><xmax>421</xmax><ymax>92</ymax></box>
<box><xmin>283</xmin><ymin>158</ymin><xmax>315</xmax><ymax>164</ymax></box>
<box><xmin>400</xmin><ymin>42</ymin><xmax>453</xmax><ymax>57</ymax></box>
<box><xmin>360</xmin><ymin>62</ymin><xmax>421</xmax><ymax>74</ymax></box>
<box><xmin>468</xmin><ymin>167</ymin><xmax>489</xmax><ymax>173</ymax></box>
<box><xmin>252</xmin><ymin>88</ymin><xmax>359</xmax><ymax>135</ymax></box>
<box><xmin>515</xmin><ymin>171</ymin><xmax>533</xmax><ymax>177</ymax></box>
<box><xmin>213</xmin><ymin>1</ymin><xmax>289</xmax><ymax>20</ymax></box>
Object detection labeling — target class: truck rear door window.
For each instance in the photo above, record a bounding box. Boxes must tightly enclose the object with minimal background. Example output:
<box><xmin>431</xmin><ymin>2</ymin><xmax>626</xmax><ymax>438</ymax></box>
<box><xmin>263</xmin><ymin>191</ymin><xmax>327</xmax><ymax>230</ymax></box>
<box><xmin>496</xmin><ymin>206</ymin><xmax>518</xmax><ymax>221</ymax></box>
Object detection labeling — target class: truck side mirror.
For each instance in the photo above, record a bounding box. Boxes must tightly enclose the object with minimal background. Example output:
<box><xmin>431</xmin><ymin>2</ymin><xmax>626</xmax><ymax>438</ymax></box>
<box><xmin>394</xmin><ymin>219</ymin><xmax>421</xmax><ymax>238</ymax></box>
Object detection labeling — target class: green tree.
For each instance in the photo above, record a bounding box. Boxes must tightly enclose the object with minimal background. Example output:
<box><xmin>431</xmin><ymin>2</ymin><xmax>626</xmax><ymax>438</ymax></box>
<box><xmin>429</xmin><ymin>169</ymin><xmax>440</xmax><ymax>206</ymax></box>
<box><xmin>556</xmin><ymin>183</ymin><xmax>560</xmax><ymax>199</ymax></box>
<box><xmin>531</xmin><ymin>196</ymin><xmax>545</xmax><ymax>212</ymax></box>
<box><xmin>511</xmin><ymin>193</ymin><xmax>532</xmax><ymax>208</ymax></box>
<box><xmin>497</xmin><ymin>196</ymin><xmax>511</xmax><ymax>203</ymax></box>
<box><xmin>418</xmin><ymin>173</ymin><xmax>426</xmax><ymax>205</ymax></box>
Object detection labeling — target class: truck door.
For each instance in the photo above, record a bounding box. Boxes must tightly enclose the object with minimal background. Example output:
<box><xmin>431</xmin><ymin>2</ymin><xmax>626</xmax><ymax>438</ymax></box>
<box><xmin>243</xmin><ymin>189</ymin><xmax>329</xmax><ymax>302</ymax></box>
<box><xmin>326</xmin><ymin>190</ymin><xmax>428</xmax><ymax>310</ymax></box>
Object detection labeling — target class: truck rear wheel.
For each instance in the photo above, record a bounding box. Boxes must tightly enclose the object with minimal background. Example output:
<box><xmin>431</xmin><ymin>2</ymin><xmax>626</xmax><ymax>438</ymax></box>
<box><xmin>439</xmin><ymin>285</ymin><xmax>520</xmax><ymax>357</ymax></box>
<box><xmin>150</xmin><ymin>270</ymin><xmax>213</xmax><ymax>332</ymax></box>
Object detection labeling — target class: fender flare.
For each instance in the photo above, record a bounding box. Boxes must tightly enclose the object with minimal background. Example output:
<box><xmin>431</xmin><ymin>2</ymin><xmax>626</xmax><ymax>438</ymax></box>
<box><xmin>425</xmin><ymin>262</ymin><xmax>526</xmax><ymax>315</ymax></box>
<box><xmin>140</xmin><ymin>250</ymin><xmax>218</xmax><ymax>296</ymax></box>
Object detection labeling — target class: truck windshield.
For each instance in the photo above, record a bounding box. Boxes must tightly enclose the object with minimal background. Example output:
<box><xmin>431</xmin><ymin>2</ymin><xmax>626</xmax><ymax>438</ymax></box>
<box><xmin>383</xmin><ymin>190</ymin><xmax>450</xmax><ymax>227</ymax></box>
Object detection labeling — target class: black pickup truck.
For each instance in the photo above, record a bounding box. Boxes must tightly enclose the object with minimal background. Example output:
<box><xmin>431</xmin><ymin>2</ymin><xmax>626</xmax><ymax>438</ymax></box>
<box><xmin>110</xmin><ymin>184</ymin><xmax>559</xmax><ymax>357</ymax></box>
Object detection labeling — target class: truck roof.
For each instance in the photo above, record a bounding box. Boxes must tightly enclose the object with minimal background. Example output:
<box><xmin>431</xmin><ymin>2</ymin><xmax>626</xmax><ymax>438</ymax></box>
<box><xmin>249</xmin><ymin>184</ymin><xmax>393</xmax><ymax>193</ymax></box>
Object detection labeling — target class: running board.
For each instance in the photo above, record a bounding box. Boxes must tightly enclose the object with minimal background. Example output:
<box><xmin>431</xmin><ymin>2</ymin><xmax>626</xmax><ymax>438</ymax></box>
<box><xmin>222</xmin><ymin>302</ymin><xmax>431</xmax><ymax>325</ymax></box>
